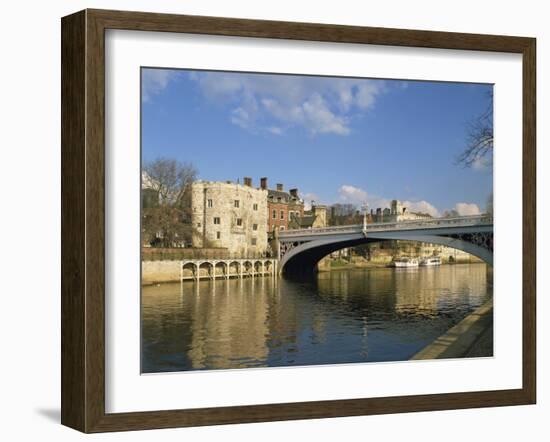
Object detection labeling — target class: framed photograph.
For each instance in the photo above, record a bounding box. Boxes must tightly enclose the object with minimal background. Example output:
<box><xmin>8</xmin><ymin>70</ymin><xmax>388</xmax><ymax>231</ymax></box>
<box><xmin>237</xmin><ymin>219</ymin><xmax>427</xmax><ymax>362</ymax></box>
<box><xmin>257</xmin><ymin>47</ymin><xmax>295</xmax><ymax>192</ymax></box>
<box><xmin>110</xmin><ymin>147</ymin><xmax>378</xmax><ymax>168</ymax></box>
<box><xmin>61</xmin><ymin>9</ymin><xmax>536</xmax><ymax>432</ymax></box>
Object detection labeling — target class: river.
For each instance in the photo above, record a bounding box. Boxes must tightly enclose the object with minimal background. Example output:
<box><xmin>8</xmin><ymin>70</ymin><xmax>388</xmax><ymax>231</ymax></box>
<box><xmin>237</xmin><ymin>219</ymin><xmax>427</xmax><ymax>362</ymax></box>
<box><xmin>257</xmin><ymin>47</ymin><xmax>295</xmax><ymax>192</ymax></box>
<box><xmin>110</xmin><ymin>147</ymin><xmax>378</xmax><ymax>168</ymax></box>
<box><xmin>141</xmin><ymin>263</ymin><xmax>492</xmax><ymax>373</ymax></box>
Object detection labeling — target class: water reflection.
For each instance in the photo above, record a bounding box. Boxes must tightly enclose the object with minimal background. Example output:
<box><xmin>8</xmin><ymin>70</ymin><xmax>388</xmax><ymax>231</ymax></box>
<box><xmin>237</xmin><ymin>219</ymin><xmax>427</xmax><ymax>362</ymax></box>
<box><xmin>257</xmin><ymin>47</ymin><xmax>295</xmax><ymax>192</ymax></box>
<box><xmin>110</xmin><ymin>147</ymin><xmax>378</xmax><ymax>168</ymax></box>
<box><xmin>141</xmin><ymin>263</ymin><xmax>492</xmax><ymax>373</ymax></box>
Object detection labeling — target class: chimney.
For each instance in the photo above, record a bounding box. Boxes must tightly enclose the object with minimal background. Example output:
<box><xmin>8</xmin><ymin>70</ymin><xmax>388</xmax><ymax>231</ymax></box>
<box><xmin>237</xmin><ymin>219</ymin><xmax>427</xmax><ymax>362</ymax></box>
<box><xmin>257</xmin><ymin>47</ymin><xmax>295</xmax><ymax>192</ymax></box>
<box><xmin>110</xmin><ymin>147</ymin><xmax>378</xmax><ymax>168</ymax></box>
<box><xmin>276</xmin><ymin>183</ymin><xmax>283</xmax><ymax>191</ymax></box>
<box><xmin>244</xmin><ymin>177</ymin><xmax>252</xmax><ymax>187</ymax></box>
<box><xmin>260</xmin><ymin>177</ymin><xmax>267</xmax><ymax>190</ymax></box>
<box><xmin>289</xmin><ymin>188</ymin><xmax>298</xmax><ymax>198</ymax></box>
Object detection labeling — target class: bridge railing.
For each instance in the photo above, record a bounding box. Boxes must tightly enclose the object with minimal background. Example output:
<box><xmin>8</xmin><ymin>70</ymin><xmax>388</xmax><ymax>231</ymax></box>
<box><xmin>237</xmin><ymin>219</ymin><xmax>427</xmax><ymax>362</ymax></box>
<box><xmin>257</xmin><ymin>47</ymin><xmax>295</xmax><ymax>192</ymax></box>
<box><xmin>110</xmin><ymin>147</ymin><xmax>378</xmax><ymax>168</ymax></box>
<box><xmin>279</xmin><ymin>224</ymin><xmax>363</xmax><ymax>237</ymax></box>
<box><xmin>278</xmin><ymin>214</ymin><xmax>493</xmax><ymax>238</ymax></box>
<box><xmin>366</xmin><ymin>214</ymin><xmax>493</xmax><ymax>231</ymax></box>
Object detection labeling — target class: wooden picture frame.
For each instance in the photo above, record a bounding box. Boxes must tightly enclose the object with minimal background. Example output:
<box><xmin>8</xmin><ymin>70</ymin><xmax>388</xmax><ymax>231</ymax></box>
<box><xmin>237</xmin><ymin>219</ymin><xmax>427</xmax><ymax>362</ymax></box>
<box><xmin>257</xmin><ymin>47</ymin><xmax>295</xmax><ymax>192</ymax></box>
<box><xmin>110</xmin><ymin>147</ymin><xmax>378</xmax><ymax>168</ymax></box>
<box><xmin>61</xmin><ymin>8</ymin><xmax>536</xmax><ymax>433</ymax></box>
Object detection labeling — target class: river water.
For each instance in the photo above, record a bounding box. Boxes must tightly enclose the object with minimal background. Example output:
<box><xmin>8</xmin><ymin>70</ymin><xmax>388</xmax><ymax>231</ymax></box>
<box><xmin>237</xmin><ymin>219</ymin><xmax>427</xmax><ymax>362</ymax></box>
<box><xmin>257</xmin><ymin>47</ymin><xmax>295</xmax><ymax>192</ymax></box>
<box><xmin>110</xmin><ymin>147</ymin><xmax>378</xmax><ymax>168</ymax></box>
<box><xmin>141</xmin><ymin>263</ymin><xmax>492</xmax><ymax>373</ymax></box>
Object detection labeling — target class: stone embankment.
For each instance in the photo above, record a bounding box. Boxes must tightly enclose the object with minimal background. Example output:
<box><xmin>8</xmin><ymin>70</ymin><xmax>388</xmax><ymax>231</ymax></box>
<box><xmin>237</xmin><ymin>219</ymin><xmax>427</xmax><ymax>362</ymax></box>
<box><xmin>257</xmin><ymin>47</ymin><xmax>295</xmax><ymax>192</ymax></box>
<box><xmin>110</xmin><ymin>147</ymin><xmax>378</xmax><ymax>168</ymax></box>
<box><xmin>318</xmin><ymin>255</ymin><xmax>481</xmax><ymax>271</ymax></box>
<box><xmin>142</xmin><ymin>258</ymin><xmax>276</xmax><ymax>285</ymax></box>
<box><xmin>142</xmin><ymin>248</ymin><xmax>240</xmax><ymax>285</ymax></box>
<box><xmin>411</xmin><ymin>298</ymin><xmax>494</xmax><ymax>360</ymax></box>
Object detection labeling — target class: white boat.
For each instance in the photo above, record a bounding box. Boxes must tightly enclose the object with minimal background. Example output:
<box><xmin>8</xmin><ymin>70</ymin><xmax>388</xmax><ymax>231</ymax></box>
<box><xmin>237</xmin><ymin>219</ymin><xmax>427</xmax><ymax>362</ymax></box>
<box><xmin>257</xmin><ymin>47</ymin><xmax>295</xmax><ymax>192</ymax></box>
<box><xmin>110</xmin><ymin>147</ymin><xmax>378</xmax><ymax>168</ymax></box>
<box><xmin>420</xmin><ymin>256</ymin><xmax>442</xmax><ymax>266</ymax></box>
<box><xmin>392</xmin><ymin>257</ymin><xmax>419</xmax><ymax>268</ymax></box>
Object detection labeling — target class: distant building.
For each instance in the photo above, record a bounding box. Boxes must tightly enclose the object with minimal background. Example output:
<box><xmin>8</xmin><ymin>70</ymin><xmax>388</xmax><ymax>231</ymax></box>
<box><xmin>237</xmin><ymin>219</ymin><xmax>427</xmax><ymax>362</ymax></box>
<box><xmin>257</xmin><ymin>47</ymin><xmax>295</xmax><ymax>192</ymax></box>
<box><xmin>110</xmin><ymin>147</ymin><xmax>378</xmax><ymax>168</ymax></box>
<box><xmin>261</xmin><ymin>178</ymin><xmax>305</xmax><ymax>233</ymax></box>
<box><xmin>371</xmin><ymin>199</ymin><xmax>432</xmax><ymax>223</ymax></box>
<box><xmin>191</xmin><ymin>178</ymin><xmax>268</xmax><ymax>257</ymax></box>
<box><xmin>289</xmin><ymin>204</ymin><xmax>328</xmax><ymax>229</ymax></box>
<box><xmin>309</xmin><ymin>205</ymin><xmax>327</xmax><ymax>228</ymax></box>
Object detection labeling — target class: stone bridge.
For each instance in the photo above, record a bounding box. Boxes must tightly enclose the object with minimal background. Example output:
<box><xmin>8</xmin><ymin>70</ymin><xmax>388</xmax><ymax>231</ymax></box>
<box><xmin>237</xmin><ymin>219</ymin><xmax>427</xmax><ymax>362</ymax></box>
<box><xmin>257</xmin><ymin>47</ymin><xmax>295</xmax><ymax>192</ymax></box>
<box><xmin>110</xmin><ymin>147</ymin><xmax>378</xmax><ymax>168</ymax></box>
<box><xmin>277</xmin><ymin>215</ymin><xmax>493</xmax><ymax>276</ymax></box>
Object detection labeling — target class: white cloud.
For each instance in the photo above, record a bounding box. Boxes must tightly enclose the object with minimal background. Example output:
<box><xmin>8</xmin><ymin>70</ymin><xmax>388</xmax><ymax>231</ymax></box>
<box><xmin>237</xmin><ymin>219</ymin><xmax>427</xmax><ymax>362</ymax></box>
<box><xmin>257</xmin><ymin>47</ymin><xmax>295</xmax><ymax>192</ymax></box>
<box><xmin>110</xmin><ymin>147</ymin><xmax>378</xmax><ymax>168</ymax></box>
<box><xmin>332</xmin><ymin>185</ymin><xmax>483</xmax><ymax>219</ymax></box>
<box><xmin>302</xmin><ymin>94</ymin><xmax>350</xmax><ymax>135</ymax></box>
<box><xmin>142</xmin><ymin>69</ymin><xmax>177</xmax><ymax>102</ymax></box>
<box><xmin>355</xmin><ymin>82</ymin><xmax>380</xmax><ymax>110</ymax></box>
<box><xmin>338</xmin><ymin>185</ymin><xmax>368</xmax><ymax>204</ymax></box>
<box><xmin>301</xmin><ymin>192</ymin><xmax>320</xmax><ymax>210</ymax></box>
<box><xmin>338</xmin><ymin>185</ymin><xmax>440</xmax><ymax>217</ymax></box>
<box><xmin>402</xmin><ymin>200</ymin><xmax>440</xmax><ymax>217</ymax></box>
<box><xmin>231</xmin><ymin>107</ymin><xmax>252</xmax><ymax>129</ymax></box>
<box><xmin>338</xmin><ymin>185</ymin><xmax>391</xmax><ymax>210</ymax></box>
<box><xmin>472</xmin><ymin>156</ymin><xmax>492</xmax><ymax>171</ymax></box>
<box><xmin>267</xmin><ymin>126</ymin><xmax>283</xmax><ymax>135</ymax></box>
<box><xmin>188</xmin><ymin>72</ymin><xmax>385</xmax><ymax>135</ymax></box>
<box><xmin>454</xmin><ymin>202</ymin><xmax>481</xmax><ymax>216</ymax></box>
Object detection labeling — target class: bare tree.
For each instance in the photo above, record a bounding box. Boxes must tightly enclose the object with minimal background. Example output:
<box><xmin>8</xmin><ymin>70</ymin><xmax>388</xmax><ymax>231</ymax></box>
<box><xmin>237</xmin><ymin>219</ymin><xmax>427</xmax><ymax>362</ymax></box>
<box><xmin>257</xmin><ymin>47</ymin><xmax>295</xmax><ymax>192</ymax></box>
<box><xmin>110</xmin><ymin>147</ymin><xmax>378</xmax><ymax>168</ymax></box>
<box><xmin>456</xmin><ymin>90</ymin><xmax>493</xmax><ymax>168</ymax></box>
<box><xmin>328</xmin><ymin>203</ymin><xmax>362</xmax><ymax>226</ymax></box>
<box><xmin>442</xmin><ymin>209</ymin><xmax>459</xmax><ymax>218</ymax></box>
<box><xmin>143</xmin><ymin>158</ymin><xmax>197</xmax><ymax>206</ymax></box>
<box><xmin>142</xmin><ymin>158</ymin><xmax>198</xmax><ymax>247</ymax></box>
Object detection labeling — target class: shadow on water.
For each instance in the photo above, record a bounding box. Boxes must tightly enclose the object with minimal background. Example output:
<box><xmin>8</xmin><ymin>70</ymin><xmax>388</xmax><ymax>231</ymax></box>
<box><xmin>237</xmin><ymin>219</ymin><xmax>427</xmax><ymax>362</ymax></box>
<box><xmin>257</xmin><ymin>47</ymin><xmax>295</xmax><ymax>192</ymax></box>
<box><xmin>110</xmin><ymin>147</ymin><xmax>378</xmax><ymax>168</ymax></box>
<box><xmin>281</xmin><ymin>270</ymin><xmax>318</xmax><ymax>284</ymax></box>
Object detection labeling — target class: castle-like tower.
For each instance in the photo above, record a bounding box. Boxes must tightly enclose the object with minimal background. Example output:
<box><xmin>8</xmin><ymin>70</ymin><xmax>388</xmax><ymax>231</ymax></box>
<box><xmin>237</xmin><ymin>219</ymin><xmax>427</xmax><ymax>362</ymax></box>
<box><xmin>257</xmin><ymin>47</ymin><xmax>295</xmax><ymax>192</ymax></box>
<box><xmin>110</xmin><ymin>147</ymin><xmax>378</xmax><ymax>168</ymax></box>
<box><xmin>191</xmin><ymin>179</ymin><xmax>268</xmax><ymax>257</ymax></box>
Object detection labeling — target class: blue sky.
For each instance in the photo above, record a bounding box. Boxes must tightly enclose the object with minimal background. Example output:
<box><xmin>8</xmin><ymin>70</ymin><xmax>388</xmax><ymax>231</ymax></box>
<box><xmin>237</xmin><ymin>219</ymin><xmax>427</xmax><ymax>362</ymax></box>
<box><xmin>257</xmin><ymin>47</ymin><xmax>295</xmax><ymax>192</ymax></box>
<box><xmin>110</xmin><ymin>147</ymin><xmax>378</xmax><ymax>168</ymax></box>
<box><xmin>141</xmin><ymin>68</ymin><xmax>493</xmax><ymax>216</ymax></box>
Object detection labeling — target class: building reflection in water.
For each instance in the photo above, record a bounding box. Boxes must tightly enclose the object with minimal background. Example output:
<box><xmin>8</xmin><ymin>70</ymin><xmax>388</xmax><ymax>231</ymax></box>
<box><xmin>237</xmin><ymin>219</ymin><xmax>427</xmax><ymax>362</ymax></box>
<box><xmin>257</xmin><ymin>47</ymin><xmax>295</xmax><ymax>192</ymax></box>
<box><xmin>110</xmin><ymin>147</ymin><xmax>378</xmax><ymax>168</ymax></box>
<box><xmin>141</xmin><ymin>263</ymin><xmax>492</xmax><ymax>373</ymax></box>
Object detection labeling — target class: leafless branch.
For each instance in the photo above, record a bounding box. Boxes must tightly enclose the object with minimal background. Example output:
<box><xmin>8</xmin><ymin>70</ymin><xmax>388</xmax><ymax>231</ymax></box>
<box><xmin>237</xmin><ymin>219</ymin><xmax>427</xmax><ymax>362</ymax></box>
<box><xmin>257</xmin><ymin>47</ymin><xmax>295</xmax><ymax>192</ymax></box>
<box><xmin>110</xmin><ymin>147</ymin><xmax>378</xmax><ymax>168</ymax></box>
<box><xmin>142</xmin><ymin>158</ymin><xmax>198</xmax><ymax>247</ymax></box>
<box><xmin>456</xmin><ymin>90</ymin><xmax>493</xmax><ymax>169</ymax></box>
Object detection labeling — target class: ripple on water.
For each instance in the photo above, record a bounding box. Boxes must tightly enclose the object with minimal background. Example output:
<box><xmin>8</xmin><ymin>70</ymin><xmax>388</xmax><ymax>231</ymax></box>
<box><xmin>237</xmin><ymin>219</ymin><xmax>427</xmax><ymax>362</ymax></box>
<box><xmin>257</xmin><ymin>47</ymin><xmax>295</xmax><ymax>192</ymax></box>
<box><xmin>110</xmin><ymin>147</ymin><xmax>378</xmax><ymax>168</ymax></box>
<box><xmin>141</xmin><ymin>263</ymin><xmax>492</xmax><ymax>373</ymax></box>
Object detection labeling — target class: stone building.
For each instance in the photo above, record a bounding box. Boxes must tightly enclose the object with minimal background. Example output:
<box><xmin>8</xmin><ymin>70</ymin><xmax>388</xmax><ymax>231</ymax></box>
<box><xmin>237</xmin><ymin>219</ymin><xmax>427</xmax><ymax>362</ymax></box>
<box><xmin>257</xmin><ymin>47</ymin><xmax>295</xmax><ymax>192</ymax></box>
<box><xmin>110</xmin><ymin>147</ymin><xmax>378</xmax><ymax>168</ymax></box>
<box><xmin>261</xmin><ymin>177</ymin><xmax>304</xmax><ymax>232</ymax></box>
<box><xmin>361</xmin><ymin>240</ymin><xmax>481</xmax><ymax>265</ymax></box>
<box><xmin>289</xmin><ymin>204</ymin><xmax>328</xmax><ymax>229</ymax></box>
<box><xmin>310</xmin><ymin>205</ymin><xmax>327</xmax><ymax>228</ymax></box>
<box><xmin>371</xmin><ymin>199</ymin><xmax>432</xmax><ymax>223</ymax></box>
<box><xmin>191</xmin><ymin>178</ymin><xmax>268</xmax><ymax>257</ymax></box>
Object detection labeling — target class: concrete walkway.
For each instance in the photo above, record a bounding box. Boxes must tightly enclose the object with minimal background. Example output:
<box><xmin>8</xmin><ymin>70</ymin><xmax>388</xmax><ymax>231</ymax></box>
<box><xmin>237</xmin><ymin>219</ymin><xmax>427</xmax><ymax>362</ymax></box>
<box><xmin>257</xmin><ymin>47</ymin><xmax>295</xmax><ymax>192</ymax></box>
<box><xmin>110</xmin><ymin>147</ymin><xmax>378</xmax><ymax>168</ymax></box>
<box><xmin>412</xmin><ymin>298</ymin><xmax>493</xmax><ymax>360</ymax></box>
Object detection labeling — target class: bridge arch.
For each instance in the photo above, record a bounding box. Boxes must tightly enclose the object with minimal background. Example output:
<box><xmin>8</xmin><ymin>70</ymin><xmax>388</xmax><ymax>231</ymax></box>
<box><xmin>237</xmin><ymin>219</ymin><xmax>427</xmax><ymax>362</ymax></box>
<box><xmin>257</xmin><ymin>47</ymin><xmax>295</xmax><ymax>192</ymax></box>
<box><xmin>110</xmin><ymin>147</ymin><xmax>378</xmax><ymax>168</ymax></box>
<box><xmin>280</xmin><ymin>233</ymin><xmax>492</xmax><ymax>276</ymax></box>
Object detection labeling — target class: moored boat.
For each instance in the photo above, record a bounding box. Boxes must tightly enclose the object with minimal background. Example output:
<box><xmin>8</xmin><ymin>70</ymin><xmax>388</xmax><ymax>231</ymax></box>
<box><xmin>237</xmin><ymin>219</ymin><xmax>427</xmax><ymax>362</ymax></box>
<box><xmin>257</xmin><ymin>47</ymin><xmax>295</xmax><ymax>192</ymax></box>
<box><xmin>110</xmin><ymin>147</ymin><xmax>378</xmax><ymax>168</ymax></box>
<box><xmin>420</xmin><ymin>256</ymin><xmax>442</xmax><ymax>266</ymax></box>
<box><xmin>392</xmin><ymin>256</ymin><xmax>419</xmax><ymax>268</ymax></box>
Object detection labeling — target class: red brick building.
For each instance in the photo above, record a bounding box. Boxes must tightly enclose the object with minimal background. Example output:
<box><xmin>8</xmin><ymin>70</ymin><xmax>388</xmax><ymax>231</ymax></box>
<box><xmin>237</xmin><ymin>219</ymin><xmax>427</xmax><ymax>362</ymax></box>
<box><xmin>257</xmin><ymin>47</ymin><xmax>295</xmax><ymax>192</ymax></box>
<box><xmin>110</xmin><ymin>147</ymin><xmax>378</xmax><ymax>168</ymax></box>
<box><xmin>260</xmin><ymin>177</ymin><xmax>304</xmax><ymax>233</ymax></box>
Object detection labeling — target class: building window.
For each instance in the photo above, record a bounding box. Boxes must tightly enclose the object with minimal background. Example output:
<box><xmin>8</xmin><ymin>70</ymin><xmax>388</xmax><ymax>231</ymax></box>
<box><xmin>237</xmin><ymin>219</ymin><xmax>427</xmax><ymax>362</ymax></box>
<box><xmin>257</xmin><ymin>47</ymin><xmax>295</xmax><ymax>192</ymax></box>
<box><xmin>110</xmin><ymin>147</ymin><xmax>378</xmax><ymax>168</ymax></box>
<box><xmin>253</xmin><ymin>223</ymin><xmax>258</xmax><ymax>231</ymax></box>
<box><xmin>251</xmin><ymin>238</ymin><xmax>257</xmax><ymax>246</ymax></box>
<box><xmin>197</xmin><ymin>223</ymin><xmax>201</xmax><ymax>228</ymax></box>
<box><xmin>280</xmin><ymin>226</ymin><xmax>285</xmax><ymax>231</ymax></box>
<box><xmin>234</xmin><ymin>200</ymin><xmax>240</xmax><ymax>208</ymax></box>
<box><xmin>280</xmin><ymin>210</ymin><xmax>285</xmax><ymax>220</ymax></box>
<box><xmin>236</xmin><ymin>218</ymin><xmax>243</xmax><ymax>226</ymax></box>
<box><xmin>216</xmin><ymin>231</ymin><xmax>221</xmax><ymax>239</ymax></box>
<box><xmin>213</xmin><ymin>217</ymin><xmax>220</xmax><ymax>224</ymax></box>
<box><xmin>272</xmin><ymin>209</ymin><xmax>276</xmax><ymax>219</ymax></box>
<box><xmin>253</xmin><ymin>203</ymin><xmax>258</xmax><ymax>211</ymax></box>
<box><xmin>207</xmin><ymin>199</ymin><xmax>213</xmax><ymax>208</ymax></box>
<box><xmin>277</xmin><ymin>197</ymin><xmax>282</xmax><ymax>203</ymax></box>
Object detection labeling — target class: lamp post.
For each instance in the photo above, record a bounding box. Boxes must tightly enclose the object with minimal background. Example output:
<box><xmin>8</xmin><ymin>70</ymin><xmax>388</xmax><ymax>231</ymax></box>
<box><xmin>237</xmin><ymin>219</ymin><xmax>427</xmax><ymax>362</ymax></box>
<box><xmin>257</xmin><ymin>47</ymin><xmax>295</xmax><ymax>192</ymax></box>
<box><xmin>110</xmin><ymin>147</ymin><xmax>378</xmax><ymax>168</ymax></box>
<box><xmin>362</xmin><ymin>202</ymin><xmax>369</xmax><ymax>231</ymax></box>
